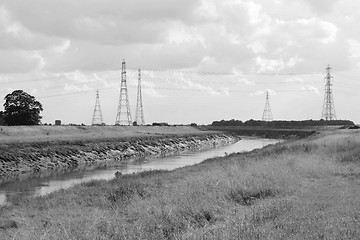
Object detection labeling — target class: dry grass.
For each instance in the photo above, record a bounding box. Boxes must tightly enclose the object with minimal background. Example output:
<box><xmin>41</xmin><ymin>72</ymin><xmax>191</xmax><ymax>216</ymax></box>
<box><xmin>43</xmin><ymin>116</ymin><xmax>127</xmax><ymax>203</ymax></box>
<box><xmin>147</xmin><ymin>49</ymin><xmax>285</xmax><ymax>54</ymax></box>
<box><xmin>0</xmin><ymin>125</ymin><xmax>207</xmax><ymax>144</ymax></box>
<box><xmin>1</xmin><ymin>129</ymin><xmax>360</xmax><ymax>239</ymax></box>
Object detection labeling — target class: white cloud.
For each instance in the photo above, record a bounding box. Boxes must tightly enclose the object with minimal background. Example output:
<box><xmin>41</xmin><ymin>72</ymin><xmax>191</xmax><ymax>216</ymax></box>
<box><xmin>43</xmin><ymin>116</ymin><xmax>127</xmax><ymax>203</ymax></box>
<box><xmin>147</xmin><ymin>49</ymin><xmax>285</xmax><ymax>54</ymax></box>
<box><xmin>247</xmin><ymin>41</ymin><xmax>267</xmax><ymax>54</ymax></box>
<box><xmin>255</xmin><ymin>55</ymin><xmax>304</xmax><ymax>73</ymax></box>
<box><xmin>287</xmin><ymin>56</ymin><xmax>304</xmax><ymax>68</ymax></box>
<box><xmin>301</xmin><ymin>85</ymin><xmax>320</xmax><ymax>94</ymax></box>
<box><xmin>180</xmin><ymin>78</ymin><xmax>220</xmax><ymax>96</ymax></box>
<box><xmin>65</xmin><ymin>70</ymin><xmax>94</xmax><ymax>83</ymax></box>
<box><xmin>197</xmin><ymin>0</ymin><xmax>219</xmax><ymax>20</ymax></box>
<box><xmin>251</xmin><ymin>89</ymin><xmax>277</xmax><ymax>97</ymax></box>
<box><xmin>0</xmin><ymin>6</ymin><xmax>12</xmax><ymax>29</ymax></box>
<box><xmin>348</xmin><ymin>38</ymin><xmax>360</xmax><ymax>68</ymax></box>
<box><xmin>0</xmin><ymin>0</ymin><xmax>356</xmax><ymax>76</ymax></box>
<box><xmin>237</xmin><ymin>78</ymin><xmax>256</xmax><ymax>86</ymax></box>
<box><xmin>296</xmin><ymin>18</ymin><xmax>338</xmax><ymax>44</ymax></box>
<box><xmin>301</xmin><ymin>0</ymin><xmax>339</xmax><ymax>14</ymax></box>
<box><xmin>166</xmin><ymin>23</ymin><xmax>207</xmax><ymax>49</ymax></box>
<box><xmin>64</xmin><ymin>83</ymin><xmax>92</xmax><ymax>92</ymax></box>
<box><xmin>53</xmin><ymin>40</ymin><xmax>71</xmax><ymax>54</ymax></box>
<box><xmin>221</xmin><ymin>87</ymin><xmax>230</xmax><ymax>96</ymax></box>
<box><xmin>267</xmin><ymin>89</ymin><xmax>277</xmax><ymax>96</ymax></box>
<box><xmin>0</xmin><ymin>5</ymin><xmax>62</xmax><ymax>51</ymax></box>
<box><xmin>286</xmin><ymin>77</ymin><xmax>305</xmax><ymax>83</ymax></box>
<box><xmin>255</xmin><ymin>57</ymin><xmax>285</xmax><ymax>72</ymax></box>
<box><xmin>4</xmin><ymin>22</ymin><xmax>22</xmax><ymax>36</ymax></box>
<box><xmin>251</xmin><ymin>90</ymin><xmax>265</xmax><ymax>96</ymax></box>
<box><xmin>0</xmin><ymin>49</ymin><xmax>45</xmax><ymax>73</ymax></box>
<box><xmin>32</xmin><ymin>51</ymin><xmax>46</xmax><ymax>71</ymax></box>
<box><xmin>169</xmin><ymin>72</ymin><xmax>222</xmax><ymax>96</ymax></box>
<box><xmin>92</xmin><ymin>73</ymin><xmax>112</xmax><ymax>88</ymax></box>
<box><xmin>142</xmin><ymin>81</ymin><xmax>166</xmax><ymax>98</ymax></box>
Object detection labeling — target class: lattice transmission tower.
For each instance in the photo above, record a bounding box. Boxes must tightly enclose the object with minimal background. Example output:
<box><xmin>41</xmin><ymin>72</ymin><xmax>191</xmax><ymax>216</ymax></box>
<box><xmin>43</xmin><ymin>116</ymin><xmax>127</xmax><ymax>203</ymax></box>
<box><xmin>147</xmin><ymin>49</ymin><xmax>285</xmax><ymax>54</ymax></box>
<box><xmin>92</xmin><ymin>90</ymin><xmax>104</xmax><ymax>125</ymax></box>
<box><xmin>115</xmin><ymin>59</ymin><xmax>132</xmax><ymax>125</ymax></box>
<box><xmin>321</xmin><ymin>64</ymin><xmax>336</xmax><ymax>121</ymax></box>
<box><xmin>134</xmin><ymin>69</ymin><xmax>145</xmax><ymax>125</ymax></box>
<box><xmin>262</xmin><ymin>90</ymin><xmax>273</xmax><ymax>121</ymax></box>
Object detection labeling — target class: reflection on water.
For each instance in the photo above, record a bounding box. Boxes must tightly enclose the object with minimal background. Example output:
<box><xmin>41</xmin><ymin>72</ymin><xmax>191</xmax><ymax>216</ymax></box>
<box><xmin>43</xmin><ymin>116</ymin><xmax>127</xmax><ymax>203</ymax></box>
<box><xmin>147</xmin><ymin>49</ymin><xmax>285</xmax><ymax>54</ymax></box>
<box><xmin>0</xmin><ymin>138</ymin><xmax>281</xmax><ymax>205</ymax></box>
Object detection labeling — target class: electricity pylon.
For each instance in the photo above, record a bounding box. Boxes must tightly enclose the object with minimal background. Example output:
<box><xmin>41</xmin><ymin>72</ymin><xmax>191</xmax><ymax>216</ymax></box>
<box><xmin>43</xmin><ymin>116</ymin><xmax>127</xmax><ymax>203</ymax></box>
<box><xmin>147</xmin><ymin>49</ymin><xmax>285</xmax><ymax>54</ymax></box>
<box><xmin>262</xmin><ymin>90</ymin><xmax>273</xmax><ymax>121</ymax></box>
<box><xmin>115</xmin><ymin>59</ymin><xmax>132</xmax><ymax>125</ymax></box>
<box><xmin>321</xmin><ymin>64</ymin><xmax>336</xmax><ymax>121</ymax></box>
<box><xmin>134</xmin><ymin>69</ymin><xmax>145</xmax><ymax>125</ymax></box>
<box><xmin>91</xmin><ymin>90</ymin><xmax>104</xmax><ymax>125</ymax></box>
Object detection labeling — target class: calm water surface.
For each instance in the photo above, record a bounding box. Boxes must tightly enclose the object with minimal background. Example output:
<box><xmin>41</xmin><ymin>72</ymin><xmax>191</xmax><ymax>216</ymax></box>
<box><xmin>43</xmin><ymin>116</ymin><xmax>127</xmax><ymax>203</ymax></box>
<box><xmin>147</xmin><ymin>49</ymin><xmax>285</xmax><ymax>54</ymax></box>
<box><xmin>0</xmin><ymin>138</ymin><xmax>281</xmax><ymax>205</ymax></box>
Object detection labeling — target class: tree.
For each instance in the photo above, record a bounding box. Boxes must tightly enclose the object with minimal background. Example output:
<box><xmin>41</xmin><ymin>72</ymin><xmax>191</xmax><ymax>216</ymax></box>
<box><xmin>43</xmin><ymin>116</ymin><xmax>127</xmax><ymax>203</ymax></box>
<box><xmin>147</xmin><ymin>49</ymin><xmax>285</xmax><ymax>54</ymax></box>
<box><xmin>0</xmin><ymin>111</ymin><xmax>5</xmax><ymax>126</ymax></box>
<box><xmin>3</xmin><ymin>90</ymin><xmax>43</xmax><ymax>126</ymax></box>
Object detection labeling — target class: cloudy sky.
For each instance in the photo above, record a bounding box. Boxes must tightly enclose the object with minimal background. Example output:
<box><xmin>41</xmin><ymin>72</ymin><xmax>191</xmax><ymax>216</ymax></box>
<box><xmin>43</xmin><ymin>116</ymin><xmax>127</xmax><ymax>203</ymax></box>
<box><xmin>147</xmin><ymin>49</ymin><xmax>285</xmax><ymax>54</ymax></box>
<box><xmin>0</xmin><ymin>0</ymin><xmax>360</xmax><ymax>125</ymax></box>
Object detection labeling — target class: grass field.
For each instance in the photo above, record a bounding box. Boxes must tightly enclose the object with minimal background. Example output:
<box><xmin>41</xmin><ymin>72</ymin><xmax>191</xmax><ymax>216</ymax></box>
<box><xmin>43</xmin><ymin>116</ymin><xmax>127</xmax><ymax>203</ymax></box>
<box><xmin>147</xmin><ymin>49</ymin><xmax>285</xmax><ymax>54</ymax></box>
<box><xmin>1</xmin><ymin>129</ymin><xmax>360</xmax><ymax>239</ymax></box>
<box><xmin>0</xmin><ymin>125</ymin><xmax>207</xmax><ymax>144</ymax></box>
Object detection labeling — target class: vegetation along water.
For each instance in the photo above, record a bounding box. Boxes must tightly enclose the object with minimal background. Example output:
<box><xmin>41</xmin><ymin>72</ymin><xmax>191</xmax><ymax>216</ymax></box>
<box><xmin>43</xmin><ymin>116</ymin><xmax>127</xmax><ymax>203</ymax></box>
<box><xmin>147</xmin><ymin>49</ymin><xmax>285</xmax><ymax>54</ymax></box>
<box><xmin>0</xmin><ymin>137</ymin><xmax>279</xmax><ymax>205</ymax></box>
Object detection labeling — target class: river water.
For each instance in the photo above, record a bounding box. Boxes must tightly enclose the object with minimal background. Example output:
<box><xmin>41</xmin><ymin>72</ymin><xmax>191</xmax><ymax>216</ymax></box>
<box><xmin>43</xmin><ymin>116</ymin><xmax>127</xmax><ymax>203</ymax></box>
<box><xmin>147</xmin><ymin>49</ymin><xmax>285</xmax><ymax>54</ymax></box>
<box><xmin>0</xmin><ymin>137</ymin><xmax>281</xmax><ymax>205</ymax></box>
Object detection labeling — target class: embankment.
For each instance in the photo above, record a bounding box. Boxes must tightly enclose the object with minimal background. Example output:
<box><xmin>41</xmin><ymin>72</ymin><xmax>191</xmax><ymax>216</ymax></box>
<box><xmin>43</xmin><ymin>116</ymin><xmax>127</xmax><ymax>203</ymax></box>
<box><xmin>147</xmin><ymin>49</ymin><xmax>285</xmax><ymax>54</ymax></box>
<box><xmin>0</xmin><ymin>125</ymin><xmax>210</xmax><ymax>144</ymax></box>
<box><xmin>0</xmin><ymin>126</ymin><xmax>238</xmax><ymax>183</ymax></box>
<box><xmin>205</xmin><ymin>126</ymin><xmax>317</xmax><ymax>139</ymax></box>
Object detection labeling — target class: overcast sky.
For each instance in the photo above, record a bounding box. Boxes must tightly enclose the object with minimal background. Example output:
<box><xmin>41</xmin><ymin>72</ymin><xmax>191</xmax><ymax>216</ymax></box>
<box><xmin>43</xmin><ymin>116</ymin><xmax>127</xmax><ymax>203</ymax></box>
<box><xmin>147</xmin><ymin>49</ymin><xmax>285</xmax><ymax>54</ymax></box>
<box><xmin>0</xmin><ymin>0</ymin><xmax>359</xmax><ymax>125</ymax></box>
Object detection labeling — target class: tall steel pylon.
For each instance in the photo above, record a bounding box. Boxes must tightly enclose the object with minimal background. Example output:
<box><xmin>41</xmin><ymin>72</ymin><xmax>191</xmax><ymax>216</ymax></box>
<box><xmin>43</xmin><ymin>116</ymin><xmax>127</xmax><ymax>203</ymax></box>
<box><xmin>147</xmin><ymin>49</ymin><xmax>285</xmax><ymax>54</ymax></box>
<box><xmin>92</xmin><ymin>90</ymin><xmax>104</xmax><ymax>125</ymax></box>
<box><xmin>262</xmin><ymin>90</ymin><xmax>273</xmax><ymax>121</ymax></box>
<box><xmin>321</xmin><ymin>64</ymin><xmax>336</xmax><ymax>121</ymax></box>
<box><xmin>115</xmin><ymin>59</ymin><xmax>132</xmax><ymax>125</ymax></box>
<box><xmin>134</xmin><ymin>69</ymin><xmax>145</xmax><ymax>125</ymax></box>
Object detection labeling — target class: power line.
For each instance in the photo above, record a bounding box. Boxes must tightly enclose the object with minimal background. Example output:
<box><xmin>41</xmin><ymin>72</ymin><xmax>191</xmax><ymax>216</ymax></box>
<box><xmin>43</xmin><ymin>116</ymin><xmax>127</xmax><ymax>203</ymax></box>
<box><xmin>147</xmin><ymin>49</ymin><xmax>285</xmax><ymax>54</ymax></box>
<box><xmin>35</xmin><ymin>85</ymin><xmax>333</xmax><ymax>100</ymax></box>
<box><xmin>6</xmin><ymin>64</ymin><xmax>358</xmax><ymax>101</ymax></box>
<box><xmin>2</xmin><ymin>67</ymin><xmax>351</xmax><ymax>85</ymax></box>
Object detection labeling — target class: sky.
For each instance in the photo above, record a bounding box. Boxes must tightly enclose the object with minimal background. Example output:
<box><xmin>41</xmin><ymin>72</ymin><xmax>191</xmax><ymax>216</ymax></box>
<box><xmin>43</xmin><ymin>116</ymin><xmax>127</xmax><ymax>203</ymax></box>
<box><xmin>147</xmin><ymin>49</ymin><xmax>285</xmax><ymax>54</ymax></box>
<box><xmin>0</xmin><ymin>0</ymin><xmax>360</xmax><ymax>125</ymax></box>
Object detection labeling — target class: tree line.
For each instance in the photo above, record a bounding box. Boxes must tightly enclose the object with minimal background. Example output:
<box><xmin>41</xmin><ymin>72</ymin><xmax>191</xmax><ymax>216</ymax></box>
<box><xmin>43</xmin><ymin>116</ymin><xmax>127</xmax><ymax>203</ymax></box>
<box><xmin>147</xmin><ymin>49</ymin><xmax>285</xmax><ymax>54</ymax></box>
<box><xmin>211</xmin><ymin>119</ymin><xmax>355</xmax><ymax>128</ymax></box>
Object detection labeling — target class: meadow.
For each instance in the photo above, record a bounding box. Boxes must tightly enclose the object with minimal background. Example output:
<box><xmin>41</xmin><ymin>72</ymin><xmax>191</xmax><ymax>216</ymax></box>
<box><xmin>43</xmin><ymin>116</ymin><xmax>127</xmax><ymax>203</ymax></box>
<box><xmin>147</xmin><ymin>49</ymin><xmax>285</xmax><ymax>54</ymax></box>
<box><xmin>1</xmin><ymin>129</ymin><xmax>360</xmax><ymax>239</ymax></box>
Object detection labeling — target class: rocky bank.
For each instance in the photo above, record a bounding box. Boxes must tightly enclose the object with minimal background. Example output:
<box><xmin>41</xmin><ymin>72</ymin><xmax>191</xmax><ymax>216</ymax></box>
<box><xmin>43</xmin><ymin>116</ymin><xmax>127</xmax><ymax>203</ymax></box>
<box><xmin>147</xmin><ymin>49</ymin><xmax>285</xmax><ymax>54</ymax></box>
<box><xmin>0</xmin><ymin>133</ymin><xmax>238</xmax><ymax>184</ymax></box>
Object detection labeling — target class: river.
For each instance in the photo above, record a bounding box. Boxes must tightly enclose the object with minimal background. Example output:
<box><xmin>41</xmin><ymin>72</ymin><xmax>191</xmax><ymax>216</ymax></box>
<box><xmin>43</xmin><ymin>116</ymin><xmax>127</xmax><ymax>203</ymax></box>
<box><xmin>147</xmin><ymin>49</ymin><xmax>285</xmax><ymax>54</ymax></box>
<box><xmin>0</xmin><ymin>137</ymin><xmax>281</xmax><ymax>205</ymax></box>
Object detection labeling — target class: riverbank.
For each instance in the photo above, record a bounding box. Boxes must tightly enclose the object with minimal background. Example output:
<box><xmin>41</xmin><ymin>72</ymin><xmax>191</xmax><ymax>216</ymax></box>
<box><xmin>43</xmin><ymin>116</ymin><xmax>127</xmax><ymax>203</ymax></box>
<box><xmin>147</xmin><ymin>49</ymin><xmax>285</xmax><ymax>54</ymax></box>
<box><xmin>204</xmin><ymin>125</ymin><xmax>318</xmax><ymax>139</ymax></box>
<box><xmin>0</xmin><ymin>126</ymin><xmax>237</xmax><ymax>184</ymax></box>
<box><xmin>1</xmin><ymin>128</ymin><xmax>360</xmax><ymax>239</ymax></box>
<box><xmin>0</xmin><ymin>125</ymin><xmax>209</xmax><ymax>144</ymax></box>
<box><xmin>0</xmin><ymin>138</ymin><xmax>279</xmax><ymax>206</ymax></box>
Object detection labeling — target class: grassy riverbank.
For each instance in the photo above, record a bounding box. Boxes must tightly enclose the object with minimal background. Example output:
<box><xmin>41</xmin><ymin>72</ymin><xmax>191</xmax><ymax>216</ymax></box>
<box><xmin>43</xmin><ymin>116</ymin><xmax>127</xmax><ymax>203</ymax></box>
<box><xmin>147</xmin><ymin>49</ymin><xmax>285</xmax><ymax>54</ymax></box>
<box><xmin>0</xmin><ymin>133</ymin><xmax>237</xmax><ymax>183</ymax></box>
<box><xmin>204</xmin><ymin>125</ymin><xmax>318</xmax><ymax>139</ymax></box>
<box><xmin>0</xmin><ymin>125</ymin><xmax>219</xmax><ymax>182</ymax></box>
<box><xmin>1</xmin><ymin>129</ymin><xmax>360</xmax><ymax>239</ymax></box>
<box><xmin>0</xmin><ymin>125</ymin><xmax>209</xmax><ymax>144</ymax></box>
